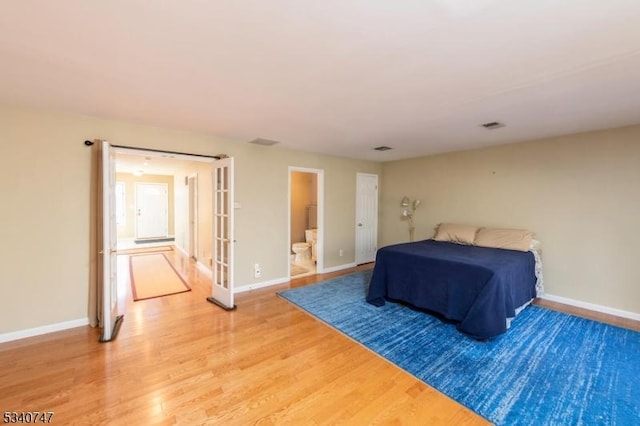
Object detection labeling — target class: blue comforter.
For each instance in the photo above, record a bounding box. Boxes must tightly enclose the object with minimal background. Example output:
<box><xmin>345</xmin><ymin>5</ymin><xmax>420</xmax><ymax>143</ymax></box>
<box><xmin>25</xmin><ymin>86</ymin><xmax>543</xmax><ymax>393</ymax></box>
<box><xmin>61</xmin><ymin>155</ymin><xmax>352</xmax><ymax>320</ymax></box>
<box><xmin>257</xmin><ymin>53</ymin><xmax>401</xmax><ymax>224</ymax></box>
<box><xmin>366</xmin><ymin>239</ymin><xmax>537</xmax><ymax>339</ymax></box>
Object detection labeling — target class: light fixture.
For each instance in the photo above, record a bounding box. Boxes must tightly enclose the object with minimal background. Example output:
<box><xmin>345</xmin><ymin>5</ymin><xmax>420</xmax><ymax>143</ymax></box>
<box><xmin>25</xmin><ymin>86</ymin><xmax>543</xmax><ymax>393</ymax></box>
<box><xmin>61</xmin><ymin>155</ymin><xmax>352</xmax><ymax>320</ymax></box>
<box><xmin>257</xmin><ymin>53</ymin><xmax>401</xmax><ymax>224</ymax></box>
<box><xmin>400</xmin><ymin>196</ymin><xmax>421</xmax><ymax>242</ymax></box>
<box><xmin>133</xmin><ymin>169</ymin><xmax>144</xmax><ymax>177</ymax></box>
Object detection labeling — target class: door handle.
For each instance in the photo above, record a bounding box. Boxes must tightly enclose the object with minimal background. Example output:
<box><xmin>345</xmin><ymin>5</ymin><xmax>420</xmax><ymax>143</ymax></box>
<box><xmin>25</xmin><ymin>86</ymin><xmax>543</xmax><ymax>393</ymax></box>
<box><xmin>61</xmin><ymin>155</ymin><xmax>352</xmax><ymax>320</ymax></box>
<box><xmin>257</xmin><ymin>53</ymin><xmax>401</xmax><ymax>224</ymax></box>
<box><xmin>357</xmin><ymin>223</ymin><xmax>363</xmax><ymax>227</ymax></box>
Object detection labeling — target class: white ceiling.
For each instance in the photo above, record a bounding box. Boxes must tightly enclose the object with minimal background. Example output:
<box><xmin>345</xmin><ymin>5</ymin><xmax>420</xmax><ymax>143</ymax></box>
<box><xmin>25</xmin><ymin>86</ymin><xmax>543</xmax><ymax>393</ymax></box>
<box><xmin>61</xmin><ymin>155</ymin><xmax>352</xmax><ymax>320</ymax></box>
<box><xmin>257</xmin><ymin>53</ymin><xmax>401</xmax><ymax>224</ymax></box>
<box><xmin>2</xmin><ymin>1</ymin><xmax>640</xmax><ymax>162</ymax></box>
<box><xmin>114</xmin><ymin>150</ymin><xmax>213</xmax><ymax>176</ymax></box>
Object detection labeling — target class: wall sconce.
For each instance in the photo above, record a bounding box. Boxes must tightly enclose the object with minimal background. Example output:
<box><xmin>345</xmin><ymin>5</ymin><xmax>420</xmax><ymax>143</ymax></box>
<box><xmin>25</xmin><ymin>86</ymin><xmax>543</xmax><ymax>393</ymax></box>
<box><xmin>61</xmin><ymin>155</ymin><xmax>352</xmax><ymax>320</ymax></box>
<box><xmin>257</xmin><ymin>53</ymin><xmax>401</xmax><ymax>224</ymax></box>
<box><xmin>400</xmin><ymin>196</ymin><xmax>421</xmax><ymax>242</ymax></box>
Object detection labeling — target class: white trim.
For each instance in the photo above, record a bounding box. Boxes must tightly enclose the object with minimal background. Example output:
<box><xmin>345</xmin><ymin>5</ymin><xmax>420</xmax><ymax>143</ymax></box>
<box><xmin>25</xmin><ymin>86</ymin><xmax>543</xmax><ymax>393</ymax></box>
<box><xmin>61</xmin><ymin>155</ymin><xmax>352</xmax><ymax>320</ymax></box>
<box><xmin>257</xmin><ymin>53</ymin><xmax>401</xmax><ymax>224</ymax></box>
<box><xmin>540</xmin><ymin>293</ymin><xmax>640</xmax><ymax>322</ymax></box>
<box><xmin>0</xmin><ymin>318</ymin><xmax>90</xmax><ymax>344</ymax></box>
<box><xmin>234</xmin><ymin>263</ymin><xmax>360</xmax><ymax>294</ymax></box>
<box><xmin>187</xmin><ymin>173</ymin><xmax>199</xmax><ymax>260</ymax></box>
<box><xmin>234</xmin><ymin>277</ymin><xmax>290</xmax><ymax>293</ymax></box>
<box><xmin>175</xmin><ymin>243</ymin><xmax>189</xmax><ymax>257</ymax></box>
<box><xmin>322</xmin><ymin>262</ymin><xmax>358</xmax><ymax>274</ymax></box>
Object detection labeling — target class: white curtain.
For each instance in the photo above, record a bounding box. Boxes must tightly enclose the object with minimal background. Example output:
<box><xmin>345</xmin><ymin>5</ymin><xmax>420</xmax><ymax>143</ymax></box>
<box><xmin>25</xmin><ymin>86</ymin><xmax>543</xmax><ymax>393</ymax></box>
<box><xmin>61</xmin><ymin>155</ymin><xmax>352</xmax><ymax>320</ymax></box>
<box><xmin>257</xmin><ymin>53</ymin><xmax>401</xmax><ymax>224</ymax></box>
<box><xmin>88</xmin><ymin>140</ymin><xmax>103</xmax><ymax>328</ymax></box>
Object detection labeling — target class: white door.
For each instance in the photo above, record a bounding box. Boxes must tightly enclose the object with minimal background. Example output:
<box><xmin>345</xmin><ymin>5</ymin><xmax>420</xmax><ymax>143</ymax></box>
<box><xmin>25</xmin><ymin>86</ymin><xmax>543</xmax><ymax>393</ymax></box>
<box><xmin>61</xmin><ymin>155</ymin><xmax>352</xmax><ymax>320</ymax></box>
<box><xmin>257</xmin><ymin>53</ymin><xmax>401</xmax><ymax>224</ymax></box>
<box><xmin>355</xmin><ymin>173</ymin><xmax>378</xmax><ymax>264</ymax></box>
<box><xmin>135</xmin><ymin>183</ymin><xmax>169</xmax><ymax>239</ymax></box>
<box><xmin>207</xmin><ymin>157</ymin><xmax>235</xmax><ymax>310</ymax></box>
<box><xmin>100</xmin><ymin>141</ymin><xmax>122</xmax><ymax>342</ymax></box>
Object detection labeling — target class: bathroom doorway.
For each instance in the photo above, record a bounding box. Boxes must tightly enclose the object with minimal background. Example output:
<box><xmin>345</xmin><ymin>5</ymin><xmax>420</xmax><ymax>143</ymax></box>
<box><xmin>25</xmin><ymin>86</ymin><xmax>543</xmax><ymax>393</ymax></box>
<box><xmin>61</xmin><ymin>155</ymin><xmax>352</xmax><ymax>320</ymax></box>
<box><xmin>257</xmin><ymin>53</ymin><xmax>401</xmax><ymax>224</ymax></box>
<box><xmin>288</xmin><ymin>167</ymin><xmax>323</xmax><ymax>278</ymax></box>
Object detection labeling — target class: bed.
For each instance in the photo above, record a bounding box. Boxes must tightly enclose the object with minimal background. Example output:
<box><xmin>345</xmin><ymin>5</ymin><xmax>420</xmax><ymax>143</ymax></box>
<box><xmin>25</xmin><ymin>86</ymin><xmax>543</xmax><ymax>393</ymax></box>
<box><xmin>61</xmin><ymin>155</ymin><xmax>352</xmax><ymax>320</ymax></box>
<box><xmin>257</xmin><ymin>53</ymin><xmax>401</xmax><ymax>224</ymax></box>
<box><xmin>366</xmin><ymin>237</ymin><xmax>542</xmax><ymax>339</ymax></box>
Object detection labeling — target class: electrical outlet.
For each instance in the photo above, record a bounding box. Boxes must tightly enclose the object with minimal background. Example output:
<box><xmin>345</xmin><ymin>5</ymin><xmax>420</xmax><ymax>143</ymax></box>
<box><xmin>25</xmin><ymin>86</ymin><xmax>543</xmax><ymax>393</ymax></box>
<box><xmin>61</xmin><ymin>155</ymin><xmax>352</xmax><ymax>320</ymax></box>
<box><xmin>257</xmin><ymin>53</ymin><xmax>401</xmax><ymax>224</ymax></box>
<box><xmin>339</xmin><ymin>249</ymin><xmax>344</xmax><ymax>257</ymax></box>
<box><xmin>254</xmin><ymin>263</ymin><xmax>262</xmax><ymax>278</ymax></box>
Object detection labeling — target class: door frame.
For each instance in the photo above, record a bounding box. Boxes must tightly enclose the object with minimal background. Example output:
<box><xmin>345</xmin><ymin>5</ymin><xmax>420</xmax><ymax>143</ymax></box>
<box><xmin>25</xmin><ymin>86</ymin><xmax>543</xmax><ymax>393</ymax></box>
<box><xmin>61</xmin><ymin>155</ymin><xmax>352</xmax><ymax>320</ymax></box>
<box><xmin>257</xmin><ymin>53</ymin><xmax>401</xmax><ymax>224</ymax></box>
<box><xmin>187</xmin><ymin>174</ymin><xmax>198</xmax><ymax>259</ymax></box>
<box><xmin>288</xmin><ymin>166</ymin><xmax>324</xmax><ymax>275</ymax></box>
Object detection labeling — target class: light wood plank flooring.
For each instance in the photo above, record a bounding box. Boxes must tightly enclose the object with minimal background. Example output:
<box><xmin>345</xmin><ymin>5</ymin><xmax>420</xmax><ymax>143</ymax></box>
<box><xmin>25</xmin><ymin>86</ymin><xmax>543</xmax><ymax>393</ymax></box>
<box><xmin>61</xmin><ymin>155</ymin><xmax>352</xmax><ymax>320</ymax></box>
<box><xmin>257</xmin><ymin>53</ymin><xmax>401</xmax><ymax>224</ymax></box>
<box><xmin>1</xmin><ymin>249</ymin><xmax>637</xmax><ymax>425</ymax></box>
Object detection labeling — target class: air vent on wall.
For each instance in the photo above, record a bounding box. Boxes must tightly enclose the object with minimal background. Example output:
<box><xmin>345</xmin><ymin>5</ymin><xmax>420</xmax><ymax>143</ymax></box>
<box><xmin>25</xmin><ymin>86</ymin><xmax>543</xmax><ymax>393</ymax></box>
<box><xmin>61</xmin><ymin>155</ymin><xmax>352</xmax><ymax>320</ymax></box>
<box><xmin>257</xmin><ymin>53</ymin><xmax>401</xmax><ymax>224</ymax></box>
<box><xmin>481</xmin><ymin>121</ymin><xmax>505</xmax><ymax>129</ymax></box>
<box><xmin>249</xmin><ymin>138</ymin><xmax>280</xmax><ymax>146</ymax></box>
<box><xmin>374</xmin><ymin>146</ymin><xmax>392</xmax><ymax>151</ymax></box>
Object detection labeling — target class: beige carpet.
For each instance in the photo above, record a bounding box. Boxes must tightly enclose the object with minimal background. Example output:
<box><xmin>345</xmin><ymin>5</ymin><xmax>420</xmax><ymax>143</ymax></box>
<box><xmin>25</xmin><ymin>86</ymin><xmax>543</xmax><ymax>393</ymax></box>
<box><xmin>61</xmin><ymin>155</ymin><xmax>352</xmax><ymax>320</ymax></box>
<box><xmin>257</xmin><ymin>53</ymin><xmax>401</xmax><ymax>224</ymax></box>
<box><xmin>129</xmin><ymin>253</ymin><xmax>191</xmax><ymax>301</ymax></box>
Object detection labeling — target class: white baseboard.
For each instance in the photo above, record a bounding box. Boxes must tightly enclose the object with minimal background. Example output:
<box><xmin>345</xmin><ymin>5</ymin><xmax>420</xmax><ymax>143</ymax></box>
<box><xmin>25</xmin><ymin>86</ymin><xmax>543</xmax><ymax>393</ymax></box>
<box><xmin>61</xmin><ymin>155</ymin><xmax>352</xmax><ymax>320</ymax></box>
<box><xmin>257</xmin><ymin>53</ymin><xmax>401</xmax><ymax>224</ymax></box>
<box><xmin>174</xmin><ymin>244</ymin><xmax>189</xmax><ymax>257</ymax></box>
<box><xmin>173</xmin><ymin>246</ymin><xmax>212</xmax><ymax>279</ymax></box>
<box><xmin>320</xmin><ymin>262</ymin><xmax>357</xmax><ymax>274</ymax></box>
<box><xmin>540</xmin><ymin>293</ymin><xmax>640</xmax><ymax>322</ymax></box>
<box><xmin>0</xmin><ymin>318</ymin><xmax>90</xmax><ymax>344</ymax></box>
<box><xmin>196</xmin><ymin>260</ymin><xmax>213</xmax><ymax>278</ymax></box>
<box><xmin>234</xmin><ymin>277</ymin><xmax>290</xmax><ymax>293</ymax></box>
<box><xmin>233</xmin><ymin>262</ymin><xmax>360</xmax><ymax>293</ymax></box>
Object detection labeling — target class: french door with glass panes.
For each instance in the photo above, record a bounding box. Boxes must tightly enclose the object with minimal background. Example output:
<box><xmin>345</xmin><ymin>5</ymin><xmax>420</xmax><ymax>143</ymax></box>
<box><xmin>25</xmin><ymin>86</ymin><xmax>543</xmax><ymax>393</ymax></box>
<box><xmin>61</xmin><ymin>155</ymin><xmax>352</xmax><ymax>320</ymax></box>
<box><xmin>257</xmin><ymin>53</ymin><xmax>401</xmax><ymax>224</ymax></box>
<box><xmin>208</xmin><ymin>157</ymin><xmax>235</xmax><ymax>310</ymax></box>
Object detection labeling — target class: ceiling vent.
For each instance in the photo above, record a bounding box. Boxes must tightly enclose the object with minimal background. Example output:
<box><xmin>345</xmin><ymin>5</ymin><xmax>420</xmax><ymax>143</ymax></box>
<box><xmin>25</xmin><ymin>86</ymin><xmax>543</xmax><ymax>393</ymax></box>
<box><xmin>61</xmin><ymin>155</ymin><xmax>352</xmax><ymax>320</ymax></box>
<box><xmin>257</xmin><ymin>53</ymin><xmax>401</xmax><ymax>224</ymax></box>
<box><xmin>374</xmin><ymin>146</ymin><xmax>392</xmax><ymax>151</ymax></box>
<box><xmin>249</xmin><ymin>138</ymin><xmax>280</xmax><ymax>146</ymax></box>
<box><xmin>481</xmin><ymin>121</ymin><xmax>505</xmax><ymax>129</ymax></box>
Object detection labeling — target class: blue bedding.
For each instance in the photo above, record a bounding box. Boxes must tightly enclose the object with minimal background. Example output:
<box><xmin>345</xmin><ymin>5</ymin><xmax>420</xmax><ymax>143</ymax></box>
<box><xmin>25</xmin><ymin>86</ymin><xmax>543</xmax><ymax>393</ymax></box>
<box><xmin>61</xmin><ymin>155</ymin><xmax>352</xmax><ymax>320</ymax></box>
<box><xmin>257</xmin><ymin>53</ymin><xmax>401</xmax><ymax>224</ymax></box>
<box><xmin>366</xmin><ymin>239</ymin><xmax>537</xmax><ymax>339</ymax></box>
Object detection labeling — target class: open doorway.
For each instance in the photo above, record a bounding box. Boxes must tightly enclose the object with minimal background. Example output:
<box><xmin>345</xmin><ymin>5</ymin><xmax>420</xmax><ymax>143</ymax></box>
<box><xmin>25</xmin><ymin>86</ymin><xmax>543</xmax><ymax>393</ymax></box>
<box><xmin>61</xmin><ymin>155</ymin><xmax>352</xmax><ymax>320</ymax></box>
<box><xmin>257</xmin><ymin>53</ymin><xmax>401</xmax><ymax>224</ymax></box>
<box><xmin>289</xmin><ymin>167</ymin><xmax>323</xmax><ymax>278</ymax></box>
<box><xmin>114</xmin><ymin>149</ymin><xmax>211</xmax><ymax>254</ymax></box>
<box><xmin>96</xmin><ymin>143</ymin><xmax>235</xmax><ymax>343</ymax></box>
<box><xmin>112</xmin><ymin>148</ymin><xmax>217</xmax><ymax>302</ymax></box>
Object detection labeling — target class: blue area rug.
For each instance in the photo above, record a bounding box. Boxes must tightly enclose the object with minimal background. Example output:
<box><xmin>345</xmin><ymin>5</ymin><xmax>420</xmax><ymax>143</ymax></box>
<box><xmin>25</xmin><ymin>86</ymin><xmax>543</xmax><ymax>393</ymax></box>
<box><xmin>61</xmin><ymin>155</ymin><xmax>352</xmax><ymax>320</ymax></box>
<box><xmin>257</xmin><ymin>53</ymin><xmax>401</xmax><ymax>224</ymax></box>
<box><xmin>278</xmin><ymin>271</ymin><xmax>640</xmax><ymax>425</ymax></box>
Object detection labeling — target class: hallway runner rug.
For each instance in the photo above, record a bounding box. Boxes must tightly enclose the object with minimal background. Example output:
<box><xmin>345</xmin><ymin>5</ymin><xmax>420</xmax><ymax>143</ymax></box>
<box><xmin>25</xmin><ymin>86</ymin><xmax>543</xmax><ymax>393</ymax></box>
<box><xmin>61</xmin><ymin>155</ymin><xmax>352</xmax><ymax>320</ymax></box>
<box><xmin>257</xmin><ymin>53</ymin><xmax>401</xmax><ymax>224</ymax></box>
<box><xmin>129</xmin><ymin>253</ymin><xmax>191</xmax><ymax>301</ymax></box>
<box><xmin>278</xmin><ymin>271</ymin><xmax>640</xmax><ymax>425</ymax></box>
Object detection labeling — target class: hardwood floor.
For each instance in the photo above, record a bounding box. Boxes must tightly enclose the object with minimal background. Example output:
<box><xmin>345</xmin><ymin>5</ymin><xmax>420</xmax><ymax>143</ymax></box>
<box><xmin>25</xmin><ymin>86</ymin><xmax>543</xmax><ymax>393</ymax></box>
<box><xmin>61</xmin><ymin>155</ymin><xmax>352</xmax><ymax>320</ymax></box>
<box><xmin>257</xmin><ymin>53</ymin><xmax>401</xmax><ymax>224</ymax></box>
<box><xmin>1</xmin><ymin>249</ymin><xmax>637</xmax><ymax>425</ymax></box>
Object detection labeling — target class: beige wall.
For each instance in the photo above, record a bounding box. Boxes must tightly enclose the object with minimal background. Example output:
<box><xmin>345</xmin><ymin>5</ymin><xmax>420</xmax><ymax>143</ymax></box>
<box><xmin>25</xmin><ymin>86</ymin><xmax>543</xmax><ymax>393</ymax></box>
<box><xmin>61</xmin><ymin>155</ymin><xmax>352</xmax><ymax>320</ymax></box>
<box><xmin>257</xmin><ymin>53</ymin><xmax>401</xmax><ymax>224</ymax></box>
<box><xmin>381</xmin><ymin>125</ymin><xmax>640</xmax><ymax>314</ymax></box>
<box><xmin>233</xmin><ymin>147</ymin><xmax>379</xmax><ymax>281</ymax></box>
<box><xmin>194</xmin><ymin>162</ymin><xmax>214</xmax><ymax>264</ymax></box>
<box><xmin>115</xmin><ymin>173</ymin><xmax>175</xmax><ymax>239</ymax></box>
<box><xmin>0</xmin><ymin>104</ymin><xmax>380</xmax><ymax>335</ymax></box>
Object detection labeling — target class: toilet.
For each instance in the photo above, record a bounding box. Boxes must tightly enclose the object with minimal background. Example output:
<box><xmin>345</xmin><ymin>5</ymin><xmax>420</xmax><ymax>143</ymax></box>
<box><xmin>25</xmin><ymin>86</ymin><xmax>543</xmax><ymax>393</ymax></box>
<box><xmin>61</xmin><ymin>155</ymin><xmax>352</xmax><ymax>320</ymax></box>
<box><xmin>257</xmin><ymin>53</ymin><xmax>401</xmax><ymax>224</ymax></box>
<box><xmin>305</xmin><ymin>229</ymin><xmax>317</xmax><ymax>261</ymax></box>
<box><xmin>292</xmin><ymin>229</ymin><xmax>317</xmax><ymax>262</ymax></box>
<box><xmin>291</xmin><ymin>242</ymin><xmax>311</xmax><ymax>262</ymax></box>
